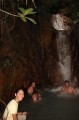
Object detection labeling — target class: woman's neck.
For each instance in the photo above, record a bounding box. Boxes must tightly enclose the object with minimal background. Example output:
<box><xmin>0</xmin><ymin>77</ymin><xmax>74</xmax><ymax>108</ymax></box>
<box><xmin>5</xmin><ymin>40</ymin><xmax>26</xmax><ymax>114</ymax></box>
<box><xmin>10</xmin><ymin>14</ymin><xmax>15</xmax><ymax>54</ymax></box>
<box><xmin>14</xmin><ymin>98</ymin><xmax>19</xmax><ymax>103</ymax></box>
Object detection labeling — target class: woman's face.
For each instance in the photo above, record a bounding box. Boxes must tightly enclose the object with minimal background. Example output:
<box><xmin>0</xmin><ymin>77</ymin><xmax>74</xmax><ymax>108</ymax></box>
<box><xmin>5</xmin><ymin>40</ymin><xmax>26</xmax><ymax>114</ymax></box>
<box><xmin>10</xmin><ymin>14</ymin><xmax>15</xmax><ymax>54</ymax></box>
<box><xmin>15</xmin><ymin>90</ymin><xmax>24</xmax><ymax>102</ymax></box>
<box><xmin>28</xmin><ymin>87</ymin><xmax>33</xmax><ymax>95</ymax></box>
<box><xmin>31</xmin><ymin>82</ymin><xmax>35</xmax><ymax>88</ymax></box>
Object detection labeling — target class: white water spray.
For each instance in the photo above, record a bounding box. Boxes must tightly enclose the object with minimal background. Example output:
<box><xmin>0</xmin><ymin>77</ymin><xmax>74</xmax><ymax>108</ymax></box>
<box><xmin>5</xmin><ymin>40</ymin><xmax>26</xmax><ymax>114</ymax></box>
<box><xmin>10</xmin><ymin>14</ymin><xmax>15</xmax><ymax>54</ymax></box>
<box><xmin>57</xmin><ymin>31</ymin><xmax>71</xmax><ymax>81</ymax></box>
<box><xmin>52</xmin><ymin>14</ymin><xmax>71</xmax><ymax>81</ymax></box>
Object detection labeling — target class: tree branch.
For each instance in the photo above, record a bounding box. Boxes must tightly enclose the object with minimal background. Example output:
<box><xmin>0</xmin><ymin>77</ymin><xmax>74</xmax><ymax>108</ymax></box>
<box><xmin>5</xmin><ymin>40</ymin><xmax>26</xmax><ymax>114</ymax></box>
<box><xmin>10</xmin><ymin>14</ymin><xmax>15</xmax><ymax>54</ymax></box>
<box><xmin>0</xmin><ymin>8</ymin><xmax>19</xmax><ymax>17</ymax></box>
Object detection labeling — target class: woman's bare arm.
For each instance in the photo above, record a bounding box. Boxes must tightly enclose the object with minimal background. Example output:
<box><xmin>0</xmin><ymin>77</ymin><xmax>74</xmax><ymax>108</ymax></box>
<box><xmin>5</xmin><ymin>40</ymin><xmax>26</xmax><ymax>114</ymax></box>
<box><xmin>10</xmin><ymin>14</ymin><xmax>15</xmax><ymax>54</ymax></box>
<box><xmin>12</xmin><ymin>114</ymin><xmax>18</xmax><ymax>120</ymax></box>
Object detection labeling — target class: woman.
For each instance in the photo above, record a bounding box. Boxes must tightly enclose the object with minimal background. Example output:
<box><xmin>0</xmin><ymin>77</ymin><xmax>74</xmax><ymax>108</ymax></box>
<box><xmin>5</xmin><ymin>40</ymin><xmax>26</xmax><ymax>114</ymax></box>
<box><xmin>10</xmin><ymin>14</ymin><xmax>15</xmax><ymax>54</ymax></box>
<box><xmin>3</xmin><ymin>87</ymin><xmax>25</xmax><ymax>120</ymax></box>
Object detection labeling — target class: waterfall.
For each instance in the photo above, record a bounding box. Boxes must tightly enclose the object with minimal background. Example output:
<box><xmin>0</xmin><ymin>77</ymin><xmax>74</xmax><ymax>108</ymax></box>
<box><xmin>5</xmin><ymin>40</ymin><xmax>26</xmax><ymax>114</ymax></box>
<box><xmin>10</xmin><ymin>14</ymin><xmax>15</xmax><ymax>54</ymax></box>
<box><xmin>57</xmin><ymin>31</ymin><xmax>71</xmax><ymax>81</ymax></box>
<box><xmin>52</xmin><ymin>14</ymin><xmax>71</xmax><ymax>81</ymax></box>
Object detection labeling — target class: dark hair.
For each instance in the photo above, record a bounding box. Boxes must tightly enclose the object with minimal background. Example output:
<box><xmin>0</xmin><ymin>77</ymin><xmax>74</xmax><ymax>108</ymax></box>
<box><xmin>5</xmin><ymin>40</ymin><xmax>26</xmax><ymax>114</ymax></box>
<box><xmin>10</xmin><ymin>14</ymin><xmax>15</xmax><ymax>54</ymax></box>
<box><xmin>33</xmin><ymin>90</ymin><xmax>38</xmax><ymax>94</ymax></box>
<box><xmin>64</xmin><ymin>80</ymin><xmax>70</xmax><ymax>83</ymax></box>
<box><xmin>29</xmin><ymin>81</ymin><xmax>35</xmax><ymax>86</ymax></box>
<box><xmin>15</xmin><ymin>87</ymin><xmax>25</xmax><ymax>94</ymax></box>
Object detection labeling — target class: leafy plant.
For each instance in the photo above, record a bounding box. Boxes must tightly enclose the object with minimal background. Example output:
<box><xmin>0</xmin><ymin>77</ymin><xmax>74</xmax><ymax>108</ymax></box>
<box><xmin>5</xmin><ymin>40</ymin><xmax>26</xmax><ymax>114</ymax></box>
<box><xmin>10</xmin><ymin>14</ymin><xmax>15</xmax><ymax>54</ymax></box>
<box><xmin>3</xmin><ymin>59</ymin><xmax>12</xmax><ymax>67</ymax></box>
<box><xmin>0</xmin><ymin>7</ymin><xmax>36</xmax><ymax>24</ymax></box>
<box><xmin>18</xmin><ymin>7</ymin><xmax>36</xmax><ymax>24</ymax></box>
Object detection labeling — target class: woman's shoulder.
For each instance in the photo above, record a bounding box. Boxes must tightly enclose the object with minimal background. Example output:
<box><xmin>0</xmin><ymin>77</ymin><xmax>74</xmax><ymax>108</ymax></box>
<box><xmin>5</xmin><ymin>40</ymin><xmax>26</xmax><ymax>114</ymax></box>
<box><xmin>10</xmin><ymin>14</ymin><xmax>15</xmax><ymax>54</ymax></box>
<box><xmin>8</xmin><ymin>99</ymin><xmax>18</xmax><ymax>106</ymax></box>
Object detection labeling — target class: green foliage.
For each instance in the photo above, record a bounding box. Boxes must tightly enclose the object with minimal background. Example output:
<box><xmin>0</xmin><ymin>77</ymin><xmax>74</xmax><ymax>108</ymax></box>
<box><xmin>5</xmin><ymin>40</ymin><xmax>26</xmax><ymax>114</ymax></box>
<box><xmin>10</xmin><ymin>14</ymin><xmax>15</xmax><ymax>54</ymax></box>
<box><xmin>18</xmin><ymin>7</ymin><xmax>36</xmax><ymax>24</ymax></box>
<box><xmin>59</xmin><ymin>8</ymin><xmax>70</xmax><ymax>15</ymax></box>
<box><xmin>77</xmin><ymin>12</ymin><xmax>79</xmax><ymax>17</ymax></box>
<box><xmin>25</xmin><ymin>17</ymin><xmax>36</xmax><ymax>24</ymax></box>
<box><xmin>18</xmin><ymin>13</ymin><xmax>27</xmax><ymax>22</ymax></box>
<box><xmin>3</xmin><ymin>59</ymin><xmax>12</xmax><ymax>67</ymax></box>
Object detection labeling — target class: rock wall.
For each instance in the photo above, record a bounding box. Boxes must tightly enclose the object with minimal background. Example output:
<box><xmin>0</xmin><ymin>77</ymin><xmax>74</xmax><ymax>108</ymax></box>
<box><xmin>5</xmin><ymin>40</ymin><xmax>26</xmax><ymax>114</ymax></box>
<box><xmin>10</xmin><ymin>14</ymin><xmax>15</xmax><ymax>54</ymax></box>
<box><xmin>0</xmin><ymin>13</ymin><xmax>79</xmax><ymax>100</ymax></box>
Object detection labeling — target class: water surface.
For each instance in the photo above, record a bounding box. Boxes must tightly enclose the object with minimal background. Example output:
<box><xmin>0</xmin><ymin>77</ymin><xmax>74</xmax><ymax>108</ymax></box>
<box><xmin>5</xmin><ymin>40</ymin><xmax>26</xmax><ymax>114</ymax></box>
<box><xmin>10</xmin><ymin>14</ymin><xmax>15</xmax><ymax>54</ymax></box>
<box><xmin>27</xmin><ymin>90</ymin><xmax>79</xmax><ymax>120</ymax></box>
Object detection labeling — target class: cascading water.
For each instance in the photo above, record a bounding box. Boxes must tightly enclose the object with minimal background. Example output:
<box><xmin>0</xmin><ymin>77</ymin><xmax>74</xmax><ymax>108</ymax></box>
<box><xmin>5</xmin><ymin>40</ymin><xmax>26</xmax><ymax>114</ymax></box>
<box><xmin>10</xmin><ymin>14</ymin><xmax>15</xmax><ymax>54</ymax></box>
<box><xmin>52</xmin><ymin>14</ymin><xmax>71</xmax><ymax>81</ymax></box>
<box><xmin>57</xmin><ymin>31</ymin><xmax>71</xmax><ymax>81</ymax></box>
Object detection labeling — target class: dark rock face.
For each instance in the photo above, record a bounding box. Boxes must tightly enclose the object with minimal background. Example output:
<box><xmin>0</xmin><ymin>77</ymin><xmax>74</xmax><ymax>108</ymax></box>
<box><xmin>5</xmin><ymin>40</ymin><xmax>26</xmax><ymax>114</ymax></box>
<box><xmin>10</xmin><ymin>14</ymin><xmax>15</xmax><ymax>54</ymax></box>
<box><xmin>0</xmin><ymin>10</ymin><xmax>79</xmax><ymax>100</ymax></box>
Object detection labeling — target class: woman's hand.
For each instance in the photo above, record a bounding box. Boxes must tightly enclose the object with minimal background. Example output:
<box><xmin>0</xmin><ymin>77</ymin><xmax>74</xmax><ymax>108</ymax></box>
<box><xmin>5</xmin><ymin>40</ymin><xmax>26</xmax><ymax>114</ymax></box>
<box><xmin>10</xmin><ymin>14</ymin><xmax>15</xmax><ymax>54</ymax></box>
<box><xmin>22</xmin><ymin>112</ymin><xmax>28</xmax><ymax>115</ymax></box>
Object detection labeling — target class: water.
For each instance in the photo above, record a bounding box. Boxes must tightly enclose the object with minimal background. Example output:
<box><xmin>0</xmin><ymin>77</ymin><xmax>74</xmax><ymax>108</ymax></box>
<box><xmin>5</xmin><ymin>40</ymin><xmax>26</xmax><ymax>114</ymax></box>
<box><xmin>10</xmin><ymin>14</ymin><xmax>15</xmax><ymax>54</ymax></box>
<box><xmin>52</xmin><ymin>14</ymin><xmax>71</xmax><ymax>82</ymax></box>
<box><xmin>1</xmin><ymin>90</ymin><xmax>79</xmax><ymax>120</ymax></box>
<box><xmin>27</xmin><ymin>90</ymin><xmax>79</xmax><ymax>120</ymax></box>
<box><xmin>57</xmin><ymin>31</ymin><xmax>71</xmax><ymax>81</ymax></box>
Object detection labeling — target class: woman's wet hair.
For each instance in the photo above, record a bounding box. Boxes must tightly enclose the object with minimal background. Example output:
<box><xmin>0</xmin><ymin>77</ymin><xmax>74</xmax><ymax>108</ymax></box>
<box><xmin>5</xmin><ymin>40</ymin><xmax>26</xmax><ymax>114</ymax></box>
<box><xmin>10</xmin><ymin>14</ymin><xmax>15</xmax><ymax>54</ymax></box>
<box><xmin>33</xmin><ymin>90</ymin><xmax>38</xmax><ymax>94</ymax></box>
<box><xmin>29</xmin><ymin>81</ymin><xmax>35</xmax><ymax>86</ymax></box>
<box><xmin>64</xmin><ymin>80</ymin><xmax>70</xmax><ymax>83</ymax></box>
